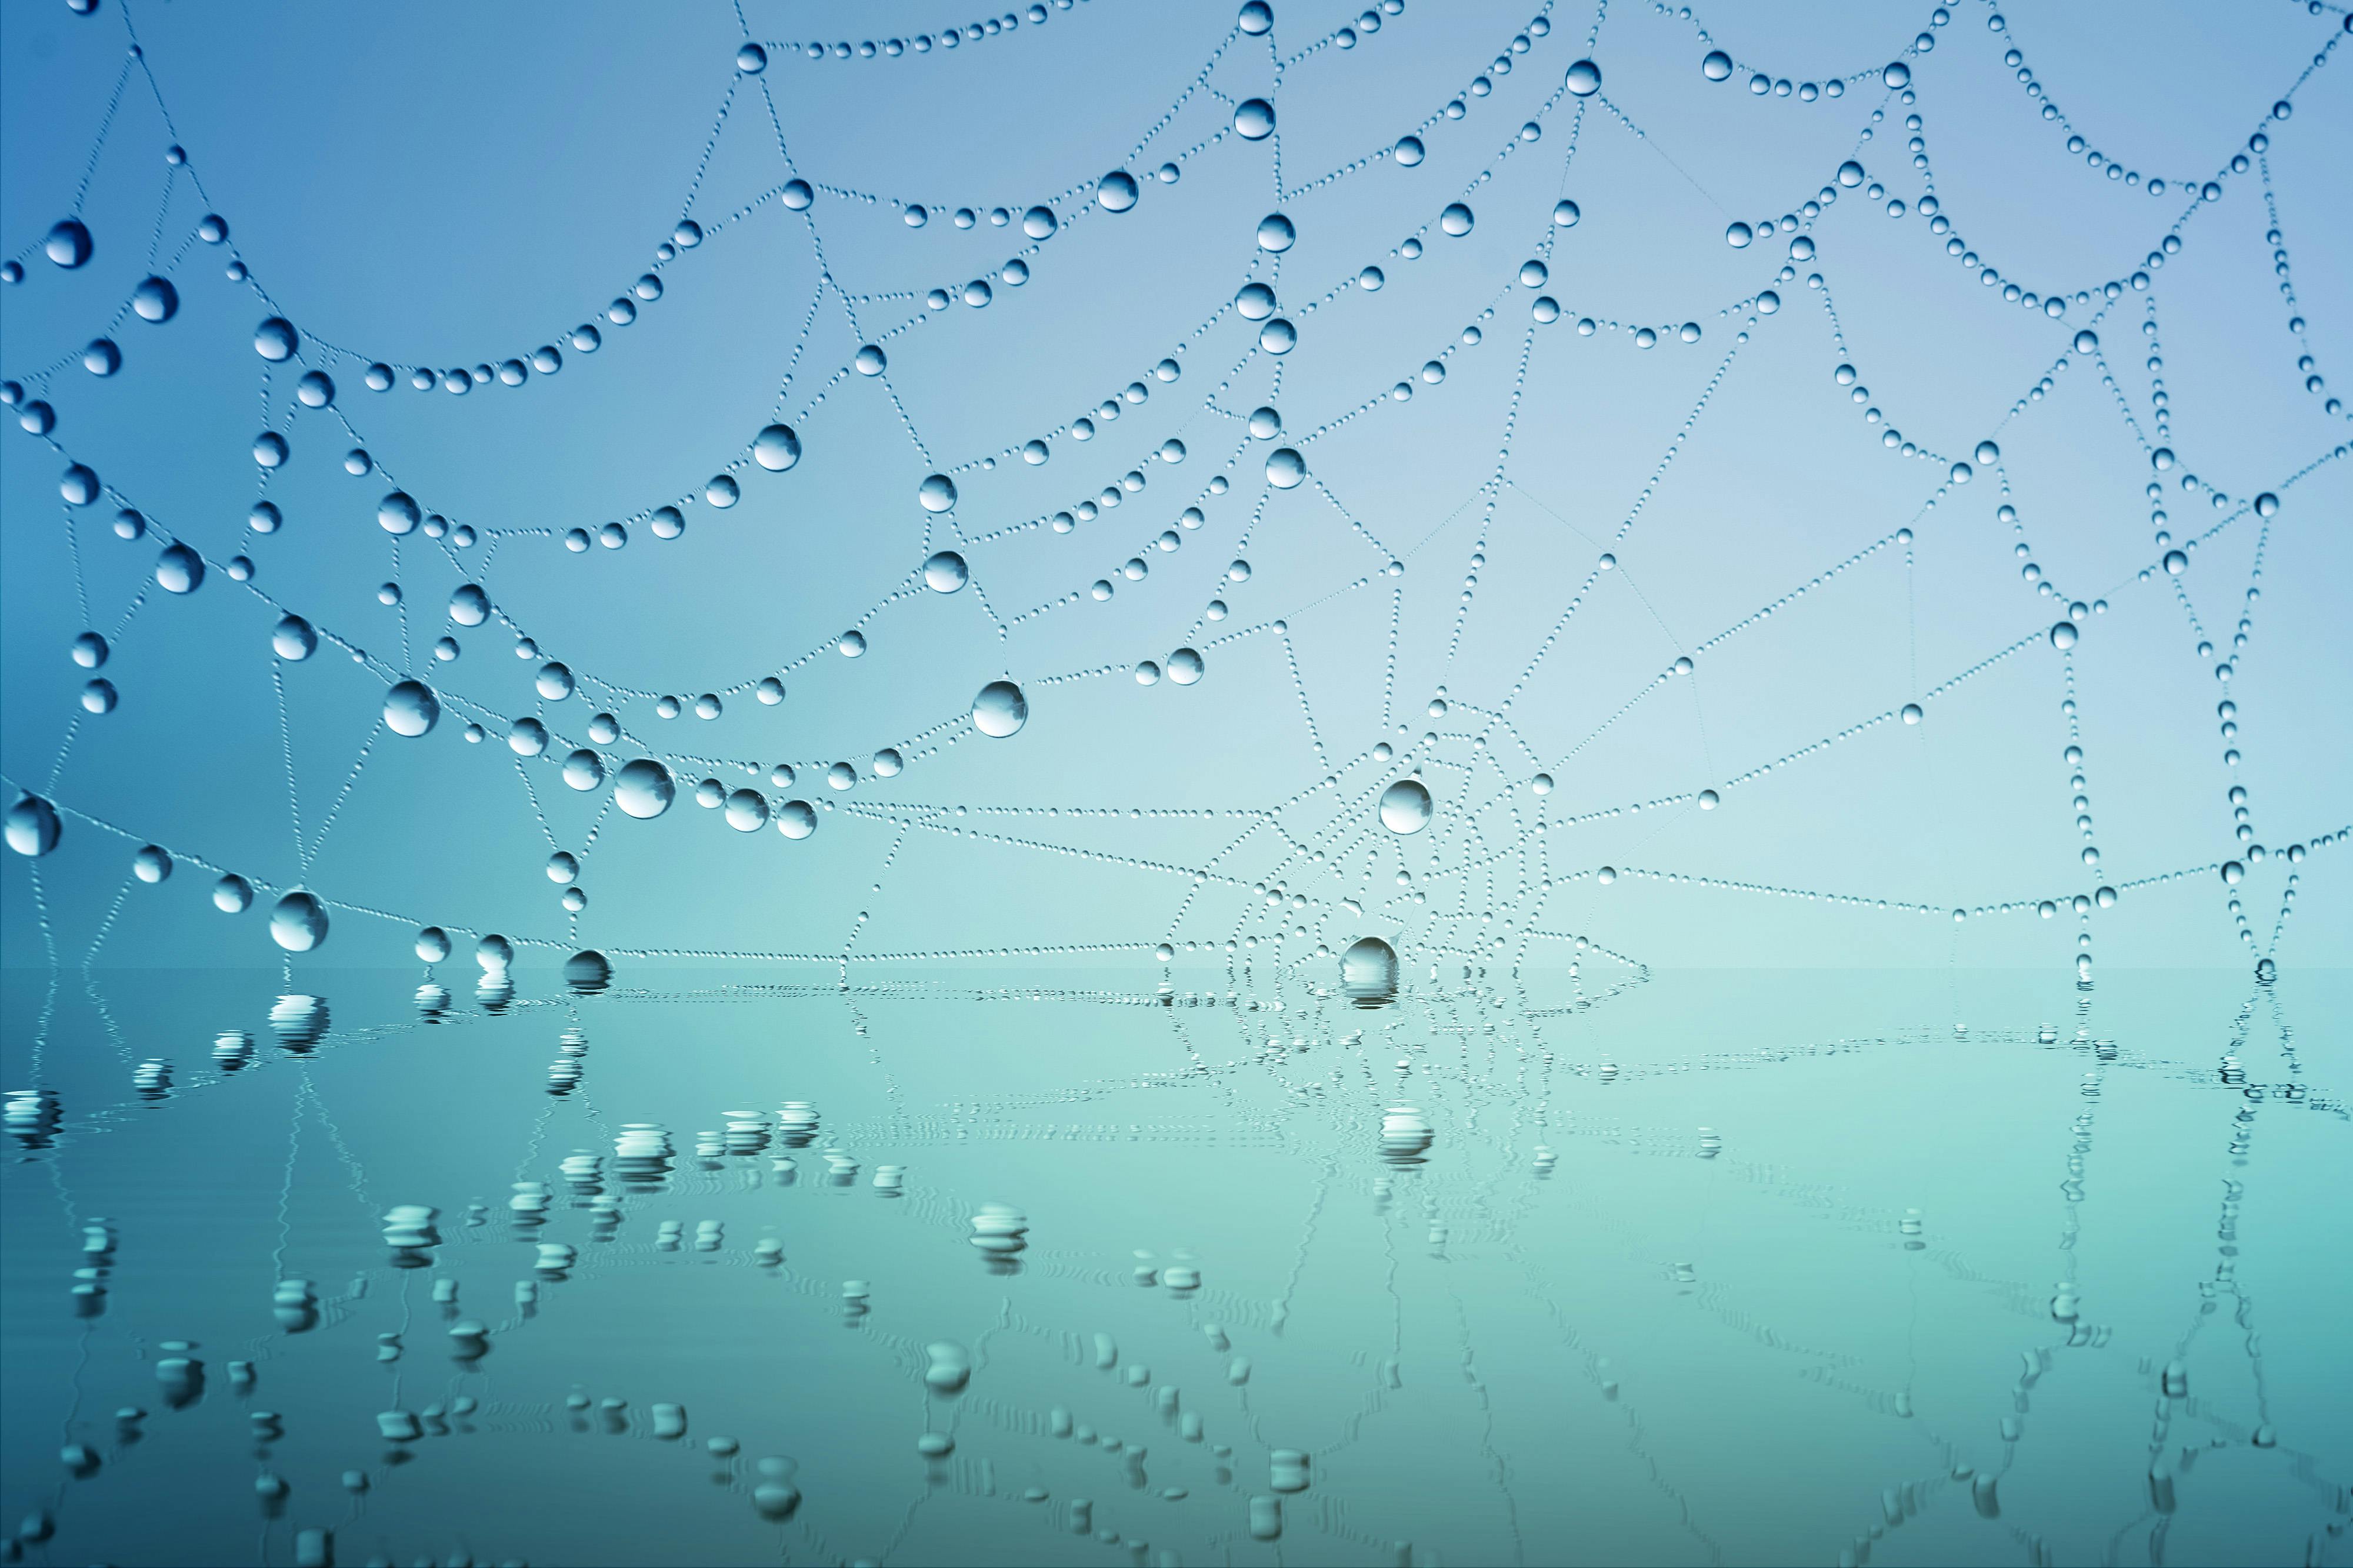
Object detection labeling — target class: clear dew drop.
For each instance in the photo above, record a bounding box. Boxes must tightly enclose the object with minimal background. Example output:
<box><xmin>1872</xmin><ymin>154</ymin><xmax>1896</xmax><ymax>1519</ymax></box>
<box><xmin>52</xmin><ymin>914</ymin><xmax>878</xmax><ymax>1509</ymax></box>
<box><xmin>923</xmin><ymin>551</ymin><xmax>969</xmax><ymax>592</ymax></box>
<box><xmin>1393</xmin><ymin>135</ymin><xmax>1424</xmax><ymax>166</ymax></box>
<box><xmin>972</xmin><ymin>680</ymin><xmax>1028</xmax><ymax>738</ymax></box>
<box><xmin>753</xmin><ymin>425</ymin><xmax>801</xmax><ymax>471</ymax></box>
<box><xmin>1234</xmin><ymin>98</ymin><xmax>1275</xmax><ymax>139</ymax></box>
<box><xmin>1095</xmin><ymin>171</ymin><xmax>1139</xmax><ymax>212</ymax></box>
<box><xmin>1167</xmin><ymin>648</ymin><xmax>1204</xmax><ymax>685</ymax></box>
<box><xmin>254</xmin><ymin>318</ymin><xmax>299</xmax><ymax>362</ymax></box>
<box><xmin>1265</xmin><ymin>448</ymin><xmax>1306</xmax><ymax>489</ymax></box>
<box><xmin>1439</xmin><ymin>203</ymin><xmax>1475</xmax><ymax>237</ymax></box>
<box><xmin>1256</xmin><ymin>213</ymin><xmax>1295</xmax><ymax>252</ymax></box>
<box><xmin>1379</xmin><ymin>778</ymin><xmax>1433</xmax><ymax>835</ymax></box>
<box><xmin>775</xmin><ymin>800</ymin><xmax>818</xmax><ymax>839</ymax></box>
<box><xmin>918</xmin><ymin>473</ymin><xmax>958</xmax><ymax>512</ymax></box>
<box><xmin>272</xmin><ymin>615</ymin><xmax>316</xmax><ymax>660</ymax></box>
<box><xmin>1702</xmin><ymin>49</ymin><xmax>1732</xmax><ymax>81</ymax></box>
<box><xmin>131</xmin><ymin>276</ymin><xmax>178</xmax><ymax>323</ymax></box>
<box><xmin>269</xmin><ymin>892</ymin><xmax>329</xmax><ymax>953</ymax></box>
<box><xmin>5</xmin><ymin>794</ymin><xmax>62</xmax><ymax>858</ymax></box>
<box><xmin>1565</xmin><ymin>59</ymin><xmax>1602</xmax><ymax>96</ymax></box>
<box><xmin>384</xmin><ymin>681</ymin><xmax>441</xmax><ymax>738</ymax></box>
<box><xmin>45</xmin><ymin>218</ymin><xmax>94</xmax><ymax>269</ymax></box>
<box><xmin>155</xmin><ymin>543</ymin><xmax>204</xmax><ymax>595</ymax></box>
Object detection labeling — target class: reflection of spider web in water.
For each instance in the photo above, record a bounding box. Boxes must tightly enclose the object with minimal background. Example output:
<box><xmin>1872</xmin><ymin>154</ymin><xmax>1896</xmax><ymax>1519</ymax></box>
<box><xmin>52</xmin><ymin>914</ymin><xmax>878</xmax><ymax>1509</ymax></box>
<box><xmin>1</xmin><ymin>1</ymin><xmax>2342</xmax><ymax>982</ymax></box>
<box><xmin>6</xmin><ymin>958</ymin><xmax>2345</xmax><ymax>1564</ymax></box>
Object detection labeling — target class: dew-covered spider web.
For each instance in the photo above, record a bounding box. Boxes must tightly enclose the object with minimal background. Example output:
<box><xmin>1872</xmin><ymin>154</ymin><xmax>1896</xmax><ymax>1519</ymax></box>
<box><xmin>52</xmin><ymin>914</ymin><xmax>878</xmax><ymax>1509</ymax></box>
<box><xmin>1</xmin><ymin>1</ymin><xmax>2348</xmax><ymax>1564</ymax></box>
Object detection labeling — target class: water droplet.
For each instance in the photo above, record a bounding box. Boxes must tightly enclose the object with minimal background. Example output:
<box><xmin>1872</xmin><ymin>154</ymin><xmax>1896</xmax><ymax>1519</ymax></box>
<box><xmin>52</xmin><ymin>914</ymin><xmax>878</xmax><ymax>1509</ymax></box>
<box><xmin>1393</xmin><ymin>135</ymin><xmax>1425</xmax><ymax>166</ymax></box>
<box><xmin>753</xmin><ymin>425</ymin><xmax>801</xmax><ymax>471</ymax></box>
<box><xmin>270</xmin><ymin>892</ymin><xmax>329</xmax><ymax>953</ymax></box>
<box><xmin>1702</xmin><ymin>49</ymin><xmax>1732</xmax><ymax>81</ymax></box>
<box><xmin>1565</xmin><ymin>59</ymin><xmax>1602</xmax><ymax>96</ymax></box>
<box><xmin>1167</xmin><ymin>648</ymin><xmax>1204</xmax><ymax>685</ymax></box>
<box><xmin>1256</xmin><ymin>213</ymin><xmax>1295</xmax><ymax>252</ymax></box>
<box><xmin>775</xmin><ymin>800</ymin><xmax>817</xmax><ymax>839</ymax></box>
<box><xmin>972</xmin><ymin>680</ymin><xmax>1028</xmax><ymax>738</ymax></box>
<box><xmin>254</xmin><ymin>318</ymin><xmax>299</xmax><ymax>362</ymax></box>
<box><xmin>6</xmin><ymin>795</ymin><xmax>62</xmax><ymax>857</ymax></box>
<box><xmin>614</xmin><ymin>759</ymin><xmax>675</xmax><ymax>819</ymax></box>
<box><xmin>1439</xmin><ymin>202</ymin><xmax>1475</xmax><ymax>237</ymax></box>
<box><xmin>384</xmin><ymin>680</ymin><xmax>441</xmax><ymax>738</ymax></box>
<box><xmin>1266</xmin><ymin>448</ymin><xmax>1306</xmax><ymax>488</ymax></box>
<box><xmin>1234</xmin><ymin>99</ymin><xmax>1275</xmax><ymax>139</ymax></box>
<box><xmin>45</xmin><ymin>219</ymin><xmax>94</xmax><ymax>269</ymax></box>
<box><xmin>918</xmin><ymin>473</ymin><xmax>958</xmax><ymax>512</ymax></box>
<box><xmin>155</xmin><ymin>543</ymin><xmax>204</xmax><ymax>594</ymax></box>
<box><xmin>1096</xmin><ymin>171</ymin><xmax>1139</xmax><ymax>212</ymax></box>
<box><xmin>131</xmin><ymin>276</ymin><xmax>178</xmax><ymax>323</ymax></box>
<box><xmin>2049</xmin><ymin>621</ymin><xmax>2078</xmax><ymax>650</ymax></box>
<box><xmin>272</xmin><ymin>615</ymin><xmax>316</xmax><ymax>660</ymax></box>
<box><xmin>924</xmin><ymin>551</ymin><xmax>969</xmax><ymax>592</ymax></box>
<box><xmin>1379</xmin><ymin>779</ymin><xmax>1432</xmax><ymax>835</ymax></box>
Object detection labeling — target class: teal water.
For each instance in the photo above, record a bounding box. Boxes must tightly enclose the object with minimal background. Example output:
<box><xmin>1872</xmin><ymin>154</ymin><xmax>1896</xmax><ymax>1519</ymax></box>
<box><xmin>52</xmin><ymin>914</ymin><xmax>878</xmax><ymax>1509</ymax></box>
<box><xmin>4</xmin><ymin>962</ymin><xmax>2344</xmax><ymax>1566</ymax></box>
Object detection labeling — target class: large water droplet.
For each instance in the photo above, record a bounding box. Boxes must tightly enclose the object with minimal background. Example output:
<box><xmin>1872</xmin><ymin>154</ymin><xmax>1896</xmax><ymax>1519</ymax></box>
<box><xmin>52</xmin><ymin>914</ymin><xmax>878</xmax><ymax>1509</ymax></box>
<box><xmin>1234</xmin><ymin>99</ymin><xmax>1275</xmax><ymax>139</ymax></box>
<box><xmin>972</xmin><ymin>680</ymin><xmax>1028</xmax><ymax>738</ymax></box>
<box><xmin>1265</xmin><ymin>448</ymin><xmax>1306</xmax><ymax>488</ymax></box>
<box><xmin>254</xmin><ymin>318</ymin><xmax>299</xmax><ymax>362</ymax></box>
<box><xmin>270</xmin><ymin>892</ymin><xmax>329</xmax><ymax>953</ymax></box>
<box><xmin>1340</xmin><ymin>936</ymin><xmax>1399</xmax><ymax>1006</ymax></box>
<box><xmin>1095</xmin><ymin>171</ymin><xmax>1139</xmax><ymax>212</ymax></box>
<box><xmin>272</xmin><ymin>615</ymin><xmax>316</xmax><ymax>660</ymax></box>
<box><xmin>924</xmin><ymin>551</ymin><xmax>969</xmax><ymax>592</ymax></box>
<box><xmin>918</xmin><ymin>474</ymin><xmax>958</xmax><ymax>512</ymax></box>
<box><xmin>1379</xmin><ymin>779</ymin><xmax>1432</xmax><ymax>834</ymax></box>
<box><xmin>614</xmin><ymin>759</ymin><xmax>675</xmax><ymax>819</ymax></box>
<box><xmin>131</xmin><ymin>276</ymin><xmax>178</xmax><ymax>323</ymax></box>
<box><xmin>45</xmin><ymin>219</ymin><xmax>93</xmax><ymax>269</ymax></box>
<box><xmin>5</xmin><ymin>794</ymin><xmax>62</xmax><ymax>857</ymax></box>
<box><xmin>385</xmin><ymin>680</ymin><xmax>441</xmax><ymax>738</ymax></box>
<box><xmin>754</xmin><ymin>425</ymin><xmax>801</xmax><ymax>471</ymax></box>
<box><xmin>1565</xmin><ymin>59</ymin><xmax>1602</xmax><ymax>96</ymax></box>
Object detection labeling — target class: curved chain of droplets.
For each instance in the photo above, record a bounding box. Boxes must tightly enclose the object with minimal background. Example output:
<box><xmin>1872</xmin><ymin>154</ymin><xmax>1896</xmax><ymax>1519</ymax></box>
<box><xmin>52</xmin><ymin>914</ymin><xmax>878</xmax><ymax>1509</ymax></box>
<box><xmin>0</xmin><ymin>0</ymin><xmax>2346</xmax><ymax>986</ymax></box>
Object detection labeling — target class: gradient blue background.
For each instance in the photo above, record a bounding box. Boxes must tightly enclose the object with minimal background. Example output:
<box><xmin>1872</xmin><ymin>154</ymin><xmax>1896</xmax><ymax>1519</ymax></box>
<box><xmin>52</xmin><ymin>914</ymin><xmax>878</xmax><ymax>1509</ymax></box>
<box><xmin>2</xmin><ymin>4</ymin><xmax>2350</xmax><ymax>1566</ymax></box>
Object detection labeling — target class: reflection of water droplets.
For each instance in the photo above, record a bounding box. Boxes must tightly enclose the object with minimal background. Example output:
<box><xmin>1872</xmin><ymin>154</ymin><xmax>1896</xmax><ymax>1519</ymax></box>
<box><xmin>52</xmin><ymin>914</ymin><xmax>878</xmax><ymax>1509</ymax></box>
<box><xmin>972</xmin><ymin>681</ymin><xmax>1028</xmax><ymax>738</ymax></box>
